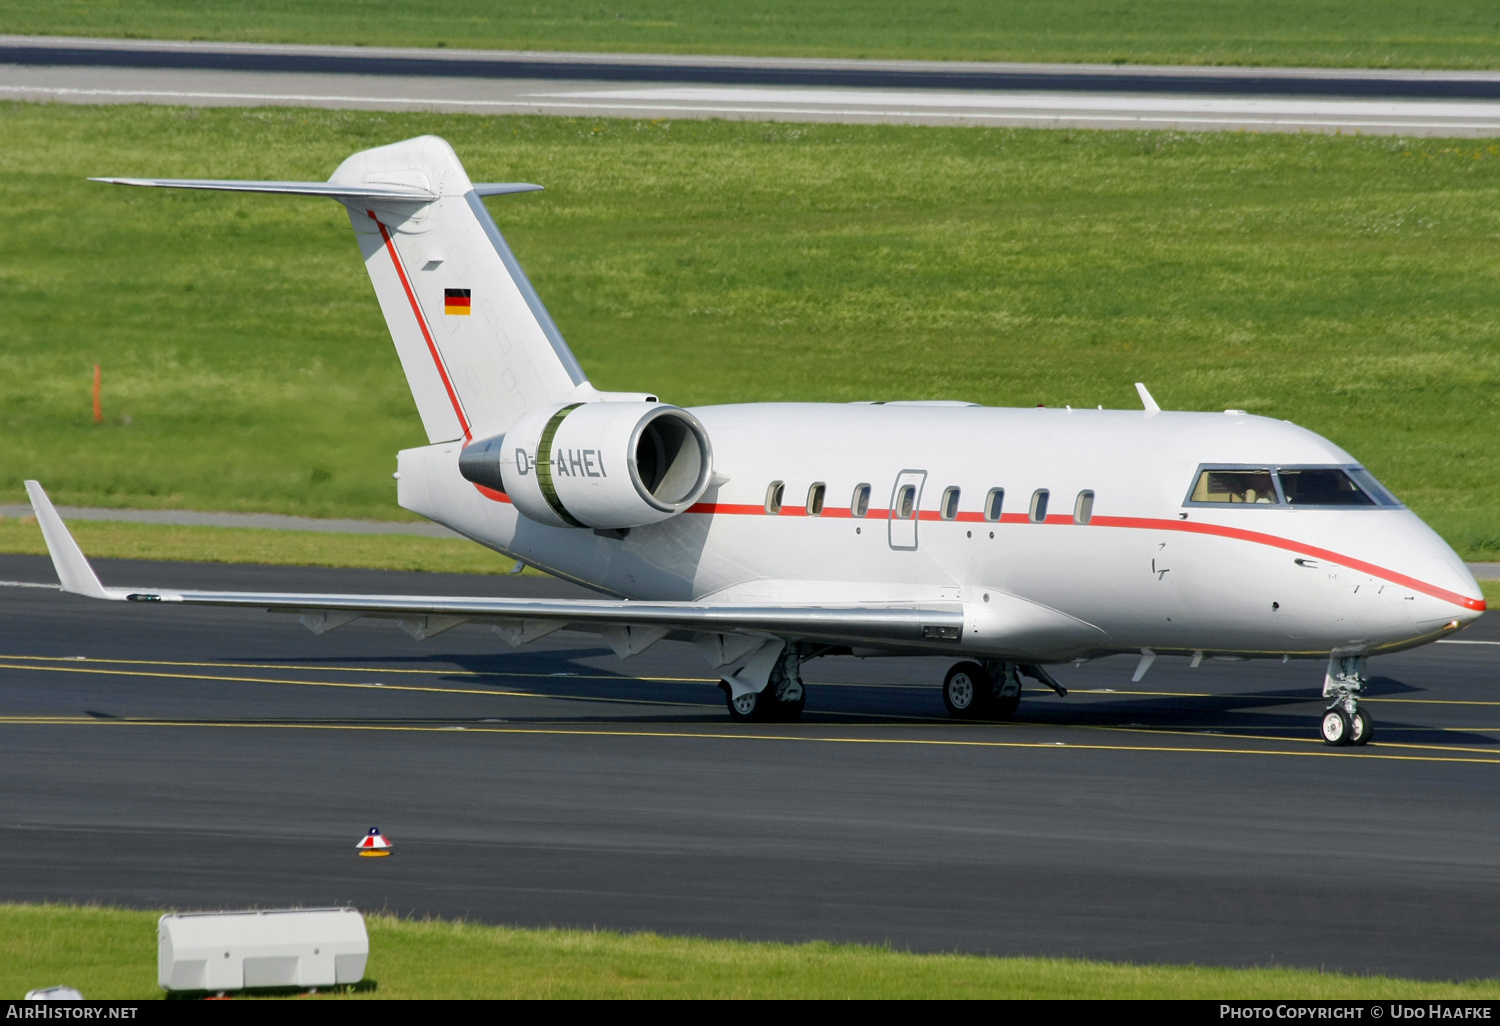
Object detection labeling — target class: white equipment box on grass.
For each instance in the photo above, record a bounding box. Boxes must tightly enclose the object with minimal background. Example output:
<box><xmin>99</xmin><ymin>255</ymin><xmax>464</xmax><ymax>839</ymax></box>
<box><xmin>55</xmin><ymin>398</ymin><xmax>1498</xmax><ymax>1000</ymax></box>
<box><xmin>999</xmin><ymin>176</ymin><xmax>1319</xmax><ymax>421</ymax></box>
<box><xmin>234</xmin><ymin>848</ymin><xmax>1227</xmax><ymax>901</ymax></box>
<box><xmin>158</xmin><ymin>907</ymin><xmax>368</xmax><ymax>991</ymax></box>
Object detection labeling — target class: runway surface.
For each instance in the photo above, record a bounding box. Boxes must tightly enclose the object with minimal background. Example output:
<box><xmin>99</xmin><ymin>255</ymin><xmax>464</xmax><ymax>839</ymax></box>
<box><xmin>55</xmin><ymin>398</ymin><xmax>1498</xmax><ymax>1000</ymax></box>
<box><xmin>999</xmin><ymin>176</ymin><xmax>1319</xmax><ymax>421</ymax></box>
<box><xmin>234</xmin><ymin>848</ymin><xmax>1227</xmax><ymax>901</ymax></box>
<box><xmin>5</xmin><ymin>36</ymin><xmax>1500</xmax><ymax>135</ymax></box>
<box><xmin>2</xmin><ymin>553</ymin><xmax>1497</xmax><ymax>979</ymax></box>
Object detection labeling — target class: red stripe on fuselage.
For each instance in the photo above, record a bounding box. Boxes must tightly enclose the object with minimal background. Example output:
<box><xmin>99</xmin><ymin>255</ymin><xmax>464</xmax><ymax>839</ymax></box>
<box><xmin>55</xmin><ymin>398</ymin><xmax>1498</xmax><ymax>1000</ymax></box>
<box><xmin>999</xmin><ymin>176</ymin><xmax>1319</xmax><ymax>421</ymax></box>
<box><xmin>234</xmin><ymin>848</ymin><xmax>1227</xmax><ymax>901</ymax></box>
<box><xmin>685</xmin><ymin>501</ymin><xmax>765</xmax><ymax>516</ymax></box>
<box><xmin>370</xmin><ymin>212</ymin><xmax>471</xmax><ymax>443</ymax></box>
<box><xmin>1088</xmin><ymin>515</ymin><xmax>1482</xmax><ymax>610</ymax></box>
<box><xmin>675</xmin><ymin>500</ymin><xmax>1484</xmax><ymax>612</ymax></box>
<box><xmin>470</xmin><ymin>494</ymin><xmax>1481</xmax><ymax>612</ymax></box>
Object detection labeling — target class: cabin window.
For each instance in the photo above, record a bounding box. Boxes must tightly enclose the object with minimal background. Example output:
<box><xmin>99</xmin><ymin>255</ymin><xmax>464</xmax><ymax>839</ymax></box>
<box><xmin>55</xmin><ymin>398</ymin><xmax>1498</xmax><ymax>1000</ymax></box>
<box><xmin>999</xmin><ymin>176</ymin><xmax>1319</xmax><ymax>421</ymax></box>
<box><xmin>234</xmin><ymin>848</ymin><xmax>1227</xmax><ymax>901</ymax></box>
<box><xmin>1278</xmin><ymin>468</ymin><xmax>1379</xmax><ymax>507</ymax></box>
<box><xmin>1029</xmin><ymin>489</ymin><xmax>1050</xmax><ymax>523</ymax></box>
<box><xmin>766</xmin><ymin>481</ymin><xmax>785</xmax><ymax>514</ymax></box>
<box><xmin>984</xmin><ymin>488</ymin><xmax>1005</xmax><ymax>521</ymax></box>
<box><xmin>807</xmin><ymin>482</ymin><xmax>826</xmax><ymax>516</ymax></box>
<box><xmin>896</xmin><ymin>484</ymin><xmax>917</xmax><ymax>519</ymax></box>
<box><xmin>1190</xmin><ymin>469</ymin><xmax>1279</xmax><ymax>504</ymax></box>
<box><xmin>940</xmin><ymin>487</ymin><xmax>961</xmax><ymax>521</ymax></box>
<box><xmin>1074</xmin><ymin>490</ymin><xmax>1095</xmax><ymax>524</ymax></box>
<box><xmin>851</xmin><ymin>483</ymin><xmax>871</xmax><ymax>517</ymax></box>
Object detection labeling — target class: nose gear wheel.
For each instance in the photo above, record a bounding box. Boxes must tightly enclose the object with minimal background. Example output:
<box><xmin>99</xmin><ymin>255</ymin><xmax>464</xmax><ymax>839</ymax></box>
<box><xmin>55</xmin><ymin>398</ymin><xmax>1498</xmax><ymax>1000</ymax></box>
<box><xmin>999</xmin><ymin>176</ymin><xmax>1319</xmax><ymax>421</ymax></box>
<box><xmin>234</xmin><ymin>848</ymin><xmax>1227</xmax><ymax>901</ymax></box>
<box><xmin>1349</xmin><ymin>707</ymin><xmax>1373</xmax><ymax>746</ymax></box>
<box><xmin>1321</xmin><ymin>708</ymin><xmax>1351</xmax><ymax>746</ymax></box>
<box><xmin>1321</xmin><ymin>654</ymin><xmax>1372</xmax><ymax>747</ymax></box>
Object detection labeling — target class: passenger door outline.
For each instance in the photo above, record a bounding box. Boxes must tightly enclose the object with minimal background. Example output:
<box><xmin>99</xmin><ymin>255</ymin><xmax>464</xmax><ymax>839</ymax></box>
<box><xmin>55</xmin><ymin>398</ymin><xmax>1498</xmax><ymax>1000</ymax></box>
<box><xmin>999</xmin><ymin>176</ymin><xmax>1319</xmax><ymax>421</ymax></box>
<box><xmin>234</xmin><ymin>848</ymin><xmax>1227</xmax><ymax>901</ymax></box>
<box><xmin>888</xmin><ymin>470</ymin><xmax>927</xmax><ymax>551</ymax></box>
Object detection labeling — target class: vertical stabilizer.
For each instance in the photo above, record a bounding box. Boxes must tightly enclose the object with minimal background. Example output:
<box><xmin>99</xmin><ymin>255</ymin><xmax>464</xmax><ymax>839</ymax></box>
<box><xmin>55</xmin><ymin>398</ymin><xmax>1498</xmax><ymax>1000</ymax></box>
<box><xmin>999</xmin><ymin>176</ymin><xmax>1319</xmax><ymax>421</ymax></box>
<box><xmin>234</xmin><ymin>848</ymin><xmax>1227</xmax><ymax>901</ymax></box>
<box><xmin>331</xmin><ymin>137</ymin><xmax>588</xmax><ymax>443</ymax></box>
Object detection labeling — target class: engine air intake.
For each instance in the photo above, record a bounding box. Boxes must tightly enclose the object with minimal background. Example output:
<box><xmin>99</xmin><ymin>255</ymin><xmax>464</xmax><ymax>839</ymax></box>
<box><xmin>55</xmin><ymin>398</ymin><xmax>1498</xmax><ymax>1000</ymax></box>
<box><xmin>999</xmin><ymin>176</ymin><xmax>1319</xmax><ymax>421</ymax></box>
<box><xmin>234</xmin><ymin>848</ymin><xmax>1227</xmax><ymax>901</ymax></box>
<box><xmin>634</xmin><ymin>412</ymin><xmax>707</xmax><ymax>509</ymax></box>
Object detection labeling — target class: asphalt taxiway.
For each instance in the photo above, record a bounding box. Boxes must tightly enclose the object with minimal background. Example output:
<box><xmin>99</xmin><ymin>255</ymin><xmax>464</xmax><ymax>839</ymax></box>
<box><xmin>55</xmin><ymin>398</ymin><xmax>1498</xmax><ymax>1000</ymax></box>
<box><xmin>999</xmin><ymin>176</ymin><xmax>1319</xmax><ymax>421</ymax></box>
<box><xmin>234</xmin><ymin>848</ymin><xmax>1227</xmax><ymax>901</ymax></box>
<box><xmin>1</xmin><ymin>553</ymin><xmax>1496</xmax><ymax>979</ymax></box>
<box><xmin>6</xmin><ymin>36</ymin><xmax>1500</xmax><ymax>135</ymax></box>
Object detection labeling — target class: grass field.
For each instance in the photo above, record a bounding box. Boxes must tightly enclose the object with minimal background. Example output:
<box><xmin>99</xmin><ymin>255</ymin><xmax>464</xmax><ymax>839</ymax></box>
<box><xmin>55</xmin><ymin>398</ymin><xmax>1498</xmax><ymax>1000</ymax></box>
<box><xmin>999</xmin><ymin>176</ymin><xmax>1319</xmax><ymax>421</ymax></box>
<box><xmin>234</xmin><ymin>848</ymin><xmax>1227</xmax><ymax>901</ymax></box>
<box><xmin>5</xmin><ymin>903</ymin><xmax>1499</xmax><ymax>1000</ymax></box>
<box><xmin>0</xmin><ymin>516</ymin><xmax>532</xmax><ymax>575</ymax></box>
<box><xmin>5</xmin><ymin>1</ymin><xmax>1500</xmax><ymax>69</ymax></box>
<box><xmin>0</xmin><ymin>104</ymin><xmax>1497</xmax><ymax>558</ymax></box>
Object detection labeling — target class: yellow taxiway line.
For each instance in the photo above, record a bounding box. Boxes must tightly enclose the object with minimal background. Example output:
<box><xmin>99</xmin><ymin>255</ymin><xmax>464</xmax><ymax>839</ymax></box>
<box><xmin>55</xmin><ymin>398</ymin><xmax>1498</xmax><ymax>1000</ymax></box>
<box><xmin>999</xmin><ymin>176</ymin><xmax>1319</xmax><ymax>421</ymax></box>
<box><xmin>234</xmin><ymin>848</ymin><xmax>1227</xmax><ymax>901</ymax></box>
<box><xmin>0</xmin><ymin>658</ymin><xmax>940</xmax><ymax>721</ymax></box>
<box><xmin>0</xmin><ymin>660</ymin><xmax>717</xmax><ymax>710</ymax></box>
<box><xmin>1073</xmin><ymin>687</ymin><xmax>1500</xmax><ymax>708</ymax></box>
<box><xmin>5</xmin><ymin>655</ymin><xmax>1499</xmax><ymax>758</ymax></box>
<box><xmin>1</xmin><ymin>715</ymin><xmax>1499</xmax><ymax>766</ymax></box>
<box><xmin>8</xmin><ymin>654</ymin><xmax>1498</xmax><ymax>705</ymax></box>
<box><xmin>0</xmin><ymin>651</ymin><xmax>720</xmax><ymax>684</ymax></box>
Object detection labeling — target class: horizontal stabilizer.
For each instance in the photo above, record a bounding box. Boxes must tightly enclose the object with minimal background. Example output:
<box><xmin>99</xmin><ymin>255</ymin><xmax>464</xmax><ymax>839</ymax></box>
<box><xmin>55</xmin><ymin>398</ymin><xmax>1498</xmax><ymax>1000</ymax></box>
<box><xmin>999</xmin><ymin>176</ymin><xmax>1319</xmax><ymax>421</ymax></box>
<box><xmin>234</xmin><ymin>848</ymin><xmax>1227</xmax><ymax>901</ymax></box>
<box><xmin>90</xmin><ymin>178</ymin><xmax>543</xmax><ymax>203</ymax></box>
<box><xmin>472</xmin><ymin>183</ymin><xmax>546</xmax><ymax>197</ymax></box>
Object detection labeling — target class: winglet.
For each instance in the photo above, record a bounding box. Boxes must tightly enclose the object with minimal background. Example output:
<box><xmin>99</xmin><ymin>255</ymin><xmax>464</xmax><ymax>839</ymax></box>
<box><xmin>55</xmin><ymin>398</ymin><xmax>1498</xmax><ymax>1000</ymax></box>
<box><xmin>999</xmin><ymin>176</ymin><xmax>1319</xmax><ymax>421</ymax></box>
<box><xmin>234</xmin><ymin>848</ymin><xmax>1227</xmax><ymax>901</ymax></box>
<box><xmin>1135</xmin><ymin>382</ymin><xmax>1161</xmax><ymax>415</ymax></box>
<box><xmin>23</xmin><ymin>481</ymin><xmax>113</xmax><ymax>600</ymax></box>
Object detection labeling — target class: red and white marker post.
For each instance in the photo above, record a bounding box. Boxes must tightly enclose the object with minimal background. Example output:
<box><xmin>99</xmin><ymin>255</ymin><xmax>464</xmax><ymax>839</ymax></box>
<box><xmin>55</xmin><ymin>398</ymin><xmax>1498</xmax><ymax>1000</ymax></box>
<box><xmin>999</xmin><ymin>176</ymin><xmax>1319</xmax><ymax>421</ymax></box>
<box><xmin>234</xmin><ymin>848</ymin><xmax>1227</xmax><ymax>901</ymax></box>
<box><xmin>356</xmin><ymin>827</ymin><xmax>392</xmax><ymax>857</ymax></box>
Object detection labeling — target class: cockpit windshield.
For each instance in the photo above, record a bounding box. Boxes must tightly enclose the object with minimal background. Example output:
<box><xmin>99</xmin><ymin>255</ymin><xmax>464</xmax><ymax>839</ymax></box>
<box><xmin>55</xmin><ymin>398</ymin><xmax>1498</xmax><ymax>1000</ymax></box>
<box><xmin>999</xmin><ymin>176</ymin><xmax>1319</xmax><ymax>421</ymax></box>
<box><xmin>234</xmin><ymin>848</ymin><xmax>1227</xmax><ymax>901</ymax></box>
<box><xmin>1280</xmin><ymin>467</ymin><xmax>1392</xmax><ymax>506</ymax></box>
<box><xmin>1186</xmin><ymin>466</ymin><xmax>1402</xmax><ymax>508</ymax></box>
<box><xmin>1190</xmin><ymin>469</ymin><xmax>1279</xmax><ymax>504</ymax></box>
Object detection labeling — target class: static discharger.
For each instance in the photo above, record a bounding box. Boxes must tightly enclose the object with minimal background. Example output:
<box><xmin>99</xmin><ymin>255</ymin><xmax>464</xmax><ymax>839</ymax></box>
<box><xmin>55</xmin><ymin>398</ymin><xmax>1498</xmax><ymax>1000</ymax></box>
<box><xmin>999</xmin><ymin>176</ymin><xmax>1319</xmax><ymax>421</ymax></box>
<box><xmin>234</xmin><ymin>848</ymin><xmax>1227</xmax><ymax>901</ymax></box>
<box><xmin>356</xmin><ymin>827</ymin><xmax>392</xmax><ymax>857</ymax></box>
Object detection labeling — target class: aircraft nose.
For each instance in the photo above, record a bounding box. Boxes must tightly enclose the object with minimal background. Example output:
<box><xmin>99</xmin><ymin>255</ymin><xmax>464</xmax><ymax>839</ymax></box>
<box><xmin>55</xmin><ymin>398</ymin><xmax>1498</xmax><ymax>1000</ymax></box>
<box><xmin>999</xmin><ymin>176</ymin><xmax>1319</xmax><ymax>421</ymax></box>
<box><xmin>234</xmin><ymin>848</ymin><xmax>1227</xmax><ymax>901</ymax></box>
<box><xmin>1402</xmin><ymin>549</ymin><xmax>1485</xmax><ymax>625</ymax></box>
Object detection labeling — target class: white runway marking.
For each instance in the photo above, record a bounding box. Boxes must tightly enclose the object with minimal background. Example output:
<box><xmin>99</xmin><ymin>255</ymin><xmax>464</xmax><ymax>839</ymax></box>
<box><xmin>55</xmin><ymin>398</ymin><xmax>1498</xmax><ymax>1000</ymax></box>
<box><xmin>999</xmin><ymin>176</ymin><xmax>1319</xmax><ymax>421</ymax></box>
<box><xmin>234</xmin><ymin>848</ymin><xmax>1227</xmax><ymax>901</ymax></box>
<box><xmin>5</xmin><ymin>69</ymin><xmax>1500</xmax><ymax>135</ymax></box>
<box><xmin>551</xmin><ymin>85</ymin><xmax>1500</xmax><ymax>122</ymax></box>
<box><xmin>6</xmin><ymin>82</ymin><xmax>1498</xmax><ymax>132</ymax></box>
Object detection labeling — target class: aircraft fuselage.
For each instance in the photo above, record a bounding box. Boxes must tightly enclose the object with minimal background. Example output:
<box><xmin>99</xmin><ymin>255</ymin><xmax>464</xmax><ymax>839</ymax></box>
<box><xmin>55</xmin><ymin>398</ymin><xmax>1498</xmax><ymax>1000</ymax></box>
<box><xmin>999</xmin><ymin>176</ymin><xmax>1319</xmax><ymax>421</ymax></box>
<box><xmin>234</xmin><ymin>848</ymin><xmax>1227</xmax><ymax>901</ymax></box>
<box><xmin>399</xmin><ymin>402</ymin><xmax>1485</xmax><ymax>665</ymax></box>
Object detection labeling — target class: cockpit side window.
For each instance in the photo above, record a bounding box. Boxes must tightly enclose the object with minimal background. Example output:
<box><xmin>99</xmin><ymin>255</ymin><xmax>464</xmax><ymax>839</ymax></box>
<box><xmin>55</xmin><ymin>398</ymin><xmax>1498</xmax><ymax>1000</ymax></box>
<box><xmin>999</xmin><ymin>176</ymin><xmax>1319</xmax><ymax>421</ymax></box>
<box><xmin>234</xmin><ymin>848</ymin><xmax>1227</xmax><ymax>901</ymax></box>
<box><xmin>1346</xmin><ymin>467</ymin><xmax>1401</xmax><ymax>507</ymax></box>
<box><xmin>1279</xmin><ymin>468</ymin><xmax>1378</xmax><ymax>507</ymax></box>
<box><xmin>1189</xmin><ymin>469</ymin><xmax>1279</xmax><ymax>504</ymax></box>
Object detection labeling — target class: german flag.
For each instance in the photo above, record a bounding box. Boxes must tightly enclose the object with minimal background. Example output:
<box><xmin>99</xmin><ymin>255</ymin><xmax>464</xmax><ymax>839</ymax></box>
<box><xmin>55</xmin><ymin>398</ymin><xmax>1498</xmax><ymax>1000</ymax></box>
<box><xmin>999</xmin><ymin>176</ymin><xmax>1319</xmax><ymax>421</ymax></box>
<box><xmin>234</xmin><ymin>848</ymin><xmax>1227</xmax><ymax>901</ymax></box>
<box><xmin>444</xmin><ymin>288</ymin><xmax>472</xmax><ymax>315</ymax></box>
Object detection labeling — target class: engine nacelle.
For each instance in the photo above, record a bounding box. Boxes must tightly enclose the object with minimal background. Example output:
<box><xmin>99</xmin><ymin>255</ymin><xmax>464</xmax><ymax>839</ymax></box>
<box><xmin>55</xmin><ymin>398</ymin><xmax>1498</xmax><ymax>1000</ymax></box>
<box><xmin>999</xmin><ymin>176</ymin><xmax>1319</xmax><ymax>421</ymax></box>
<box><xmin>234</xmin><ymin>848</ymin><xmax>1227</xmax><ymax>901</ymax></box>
<box><xmin>459</xmin><ymin>401</ymin><xmax>713</xmax><ymax>530</ymax></box>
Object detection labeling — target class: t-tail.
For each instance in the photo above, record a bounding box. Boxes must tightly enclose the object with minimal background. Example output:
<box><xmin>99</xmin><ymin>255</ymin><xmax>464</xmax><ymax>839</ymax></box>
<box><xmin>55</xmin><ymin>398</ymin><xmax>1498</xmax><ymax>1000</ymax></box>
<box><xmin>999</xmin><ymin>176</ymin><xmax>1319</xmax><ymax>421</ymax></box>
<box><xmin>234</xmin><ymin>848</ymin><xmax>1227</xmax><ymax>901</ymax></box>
<box><xmin>94</xmin><ymin>135</ymin><xmax>610</xmax><ymax>443</ymax></box>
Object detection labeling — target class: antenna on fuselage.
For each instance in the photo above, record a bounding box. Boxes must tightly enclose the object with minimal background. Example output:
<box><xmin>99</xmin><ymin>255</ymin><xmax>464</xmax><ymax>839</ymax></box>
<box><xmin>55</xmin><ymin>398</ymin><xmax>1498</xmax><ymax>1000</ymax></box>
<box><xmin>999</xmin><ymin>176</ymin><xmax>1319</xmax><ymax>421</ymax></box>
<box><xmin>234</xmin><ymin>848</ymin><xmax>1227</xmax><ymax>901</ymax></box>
<box><xmin>1134</xmin><ymin>382</ymin><xmax>1161</xmax><ymax>415</ymax></box>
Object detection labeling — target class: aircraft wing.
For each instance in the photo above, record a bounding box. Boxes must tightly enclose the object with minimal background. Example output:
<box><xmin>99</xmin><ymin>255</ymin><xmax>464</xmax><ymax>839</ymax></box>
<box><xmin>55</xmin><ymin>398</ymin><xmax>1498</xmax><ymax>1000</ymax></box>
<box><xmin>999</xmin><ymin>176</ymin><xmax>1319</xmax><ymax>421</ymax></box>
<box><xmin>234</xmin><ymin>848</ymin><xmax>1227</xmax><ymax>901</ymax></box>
<box><xmin>23</xmin><ymin>482</ymin><xmax>961</xmax><ymax>649</ymax></box>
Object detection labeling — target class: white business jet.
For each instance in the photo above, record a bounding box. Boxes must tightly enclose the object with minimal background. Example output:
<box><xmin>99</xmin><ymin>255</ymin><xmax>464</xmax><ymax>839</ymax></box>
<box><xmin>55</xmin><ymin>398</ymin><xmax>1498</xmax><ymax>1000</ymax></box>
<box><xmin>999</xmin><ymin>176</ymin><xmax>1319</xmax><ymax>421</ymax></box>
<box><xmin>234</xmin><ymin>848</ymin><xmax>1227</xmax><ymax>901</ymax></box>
<box><xmin>26</xmin><ymin>135</ymin><xmax>1485</xmax><ymax>745</ymax></box>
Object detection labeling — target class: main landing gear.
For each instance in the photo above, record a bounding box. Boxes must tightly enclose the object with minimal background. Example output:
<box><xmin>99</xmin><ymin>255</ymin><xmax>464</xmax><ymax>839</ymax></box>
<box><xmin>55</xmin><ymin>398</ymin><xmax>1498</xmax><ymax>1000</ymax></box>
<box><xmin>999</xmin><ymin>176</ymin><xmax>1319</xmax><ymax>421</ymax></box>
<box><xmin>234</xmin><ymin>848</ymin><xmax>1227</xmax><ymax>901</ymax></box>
<box><xmin>942</xmin><ymin>661</ymin><xmax>1056</xmax><ymax>720</ymax></box>
<box><xmin>1320</xmin><ymin>654</ymin><xmax>1373</xmax><ymax>747</ymax></box>
<box><xmin>724</xmin><ymin>646</ymin><xmax>806</xmax><ymax>723</ymax></box>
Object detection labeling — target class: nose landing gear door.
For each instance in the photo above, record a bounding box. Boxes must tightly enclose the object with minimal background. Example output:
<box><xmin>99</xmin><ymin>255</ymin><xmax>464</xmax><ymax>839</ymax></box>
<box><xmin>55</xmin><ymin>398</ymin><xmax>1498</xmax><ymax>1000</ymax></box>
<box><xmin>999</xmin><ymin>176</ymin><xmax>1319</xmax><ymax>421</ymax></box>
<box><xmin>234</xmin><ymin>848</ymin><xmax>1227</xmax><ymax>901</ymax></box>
<box><xmin>888</xmin><ymin>470</ymin><xmax>927</xmax><ymax>551</ymax></box>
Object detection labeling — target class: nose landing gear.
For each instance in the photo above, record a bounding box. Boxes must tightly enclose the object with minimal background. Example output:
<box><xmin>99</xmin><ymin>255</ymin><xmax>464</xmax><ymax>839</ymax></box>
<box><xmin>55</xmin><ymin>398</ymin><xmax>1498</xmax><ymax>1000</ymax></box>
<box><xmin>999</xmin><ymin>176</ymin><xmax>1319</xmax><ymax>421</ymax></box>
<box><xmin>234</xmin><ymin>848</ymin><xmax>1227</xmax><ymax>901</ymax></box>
<box><xmin>1321</xmin><ymin>654</ymin><xmax>1373</xmax><ymax>747</ymax></box>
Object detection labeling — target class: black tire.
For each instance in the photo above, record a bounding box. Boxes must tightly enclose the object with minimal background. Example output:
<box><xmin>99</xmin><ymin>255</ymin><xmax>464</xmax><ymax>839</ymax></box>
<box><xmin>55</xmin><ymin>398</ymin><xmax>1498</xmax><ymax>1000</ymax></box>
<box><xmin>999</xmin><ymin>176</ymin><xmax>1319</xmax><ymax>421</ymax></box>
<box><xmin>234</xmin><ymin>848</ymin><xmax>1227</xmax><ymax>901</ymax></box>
<box><xmin>990</xmin><ymin>690</ymin><xmax>1021</xmax><ymax>719</ymax></box>
<box><xmin>1350</xmin><ymin>708</ymin><xmax>1374</xmax><ymax>746</ymax></box>
<box><xmin>725</xmin><ymin>685</ymin><xmax>765</xmax><ymax>722</ymax></box>
<box><xmin>768</xmin><ymin>695</ymin><xmax>806</xmax><ymax>722</ymax></box>
<box><xmin>1321</xmin><ymin>708</ymin><xmax>1351</xmax><ymax>746</ymax></box>
<box><xmin>943</xmin><ymin>661</ymin><xmax>991</xmax><ymax>719</ymax></box>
